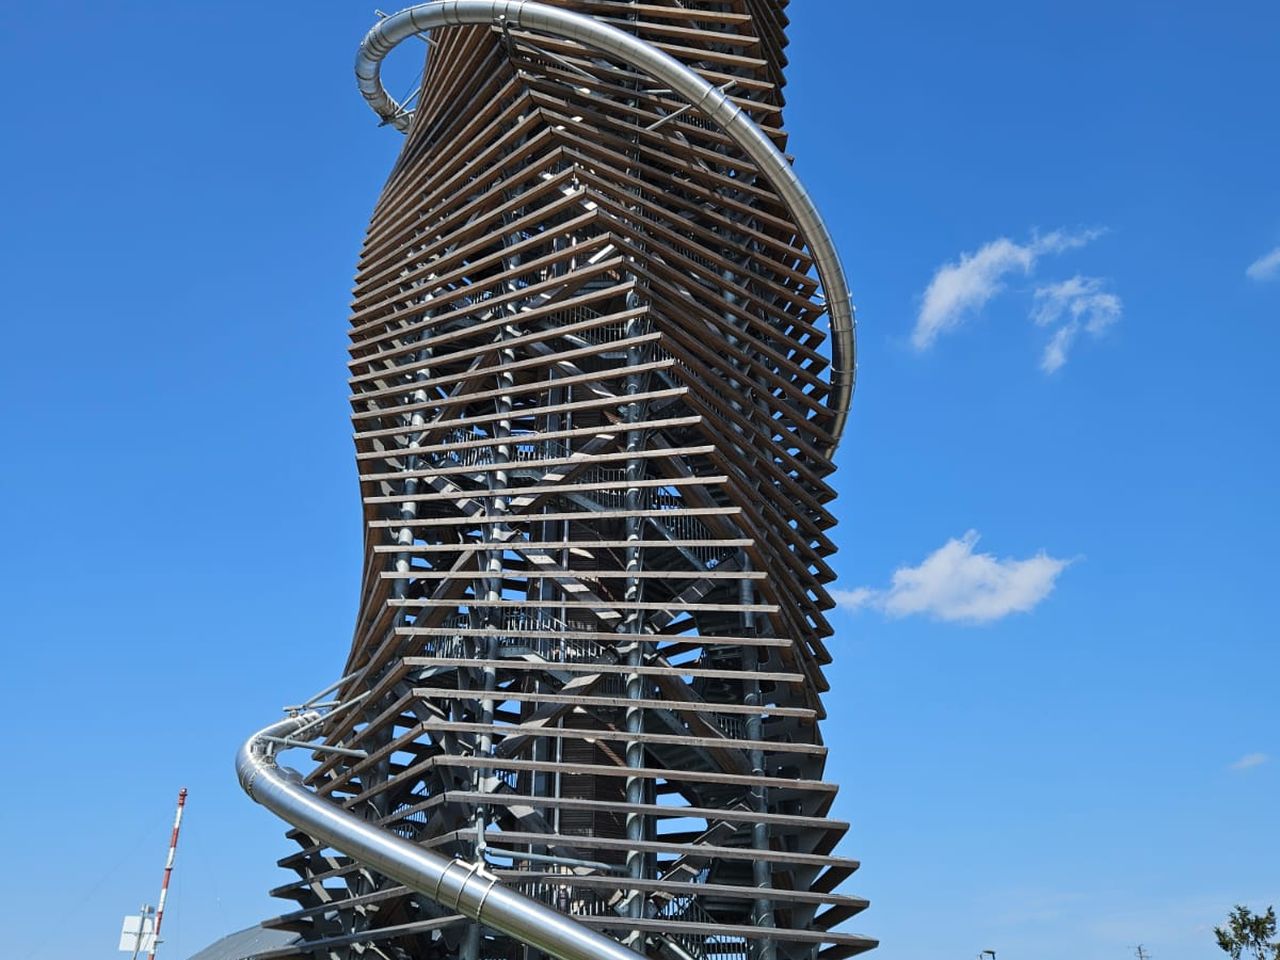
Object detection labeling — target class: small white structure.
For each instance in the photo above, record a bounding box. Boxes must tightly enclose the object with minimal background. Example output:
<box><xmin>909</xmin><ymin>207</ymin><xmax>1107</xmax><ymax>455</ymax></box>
<box><xmin>118</xmin><ymin>913</ymin><xmax>156</xmax><ymax>954</ymax></box>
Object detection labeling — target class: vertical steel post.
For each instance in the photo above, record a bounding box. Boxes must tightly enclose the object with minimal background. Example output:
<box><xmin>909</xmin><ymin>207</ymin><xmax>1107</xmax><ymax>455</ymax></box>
<box><xmin>129</xmin><ymin>905</ymin><xmax>153</xmax><ymax>960</ymax></box>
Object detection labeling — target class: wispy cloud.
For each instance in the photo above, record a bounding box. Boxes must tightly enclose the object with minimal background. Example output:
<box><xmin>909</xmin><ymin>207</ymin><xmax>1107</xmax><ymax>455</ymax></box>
<box><xmin>1230</xmin><ymin>752</ymin><xmax>1270</xmax><ymax>771</ymax></box>
<box><xmin>1083</xmin><ymin>892</ymin><xmax>1262</xmax><ymax>953</ymax></box>
<box><xmin>1246</xmin><ymin>246</ymin><xmax>1280</xmax><ymax>282</ymax></box>
<box><xmin>833</xmin><ymin>531</ymin><xmax>1070</xmax><ymax>624</ymax></box>
<box><xmin>913</xmin><ymin>228</ymin><xmax>1102</xmax><ymax>350</ymax></box>
<box><xmin>978</xmin><ymin>887</ymin><xmax>1280</xmax><ymax>958</ymax></box>
<box><xmin>1032</xmin><ymin>276</ymin><xmax>1124</xmax><ymax>372</ymax></box>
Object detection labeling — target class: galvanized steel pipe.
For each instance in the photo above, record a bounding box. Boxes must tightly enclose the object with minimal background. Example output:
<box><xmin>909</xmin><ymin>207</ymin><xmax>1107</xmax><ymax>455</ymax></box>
<box><xmin>237</xmin><ymin>715</ymin><xmax>647</xmax><ymax>960</ymax></box>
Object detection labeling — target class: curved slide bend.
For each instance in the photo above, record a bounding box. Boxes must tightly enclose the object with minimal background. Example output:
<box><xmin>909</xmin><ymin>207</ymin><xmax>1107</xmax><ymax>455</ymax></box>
<box><xmin>354</xmin><ymin>0</ymin><xmax>856</xmax><ymax>452</ymax></box>
<box><xmin>239</xmin><ymin>4</ymin><xmax>862</xmax><ymax>960</ymax></box>
<box><xmin>238</xmin><ymin>714</ymin><xmax>644</xmax><ymax>960</ymax></box>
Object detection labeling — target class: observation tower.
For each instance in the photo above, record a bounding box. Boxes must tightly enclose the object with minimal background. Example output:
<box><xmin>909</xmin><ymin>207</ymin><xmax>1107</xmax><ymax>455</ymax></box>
<box><xmin>238</xmin><ymin>4</ymin><xmax>872</xmax><ymax>960</ymax></box>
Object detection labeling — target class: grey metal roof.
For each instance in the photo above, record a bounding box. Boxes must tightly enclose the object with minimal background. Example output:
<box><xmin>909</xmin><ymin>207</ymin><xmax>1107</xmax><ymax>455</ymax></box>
<box><xmin>185</xmin><ymin>925</ymin><xmax>297</xmax><ymax>960</ymax></box>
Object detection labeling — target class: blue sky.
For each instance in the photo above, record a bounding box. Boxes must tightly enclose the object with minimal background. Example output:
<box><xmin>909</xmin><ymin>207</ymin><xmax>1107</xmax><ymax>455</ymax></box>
<box><xmin>1</xmin><ymin>3</ymin><xmax>1276</xmax><ymax>959</ymax></box>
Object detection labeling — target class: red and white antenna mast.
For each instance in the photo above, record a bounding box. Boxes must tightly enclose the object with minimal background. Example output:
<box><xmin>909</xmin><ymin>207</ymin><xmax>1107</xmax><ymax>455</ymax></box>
<box><xmin>147</xmin><ymin>787</ymin><xmax>187</xmax><ymax>960</ymax></box>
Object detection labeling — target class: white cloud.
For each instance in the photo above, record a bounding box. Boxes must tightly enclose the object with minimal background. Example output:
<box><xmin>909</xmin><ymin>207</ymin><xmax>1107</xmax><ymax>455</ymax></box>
<box><xmin>829</xmin><ymin>586</ymin><xmax>877</xmax><ymax>609</ymax></box>
<box><xmin>1032</xmin><ymin>276</ymin><xmax>1123</xmax><ymax>332</ymax></box>
<box><xmin>835</xmin><ymin>531</ymin><xmax>1070</xmax><ymax>624</ymax></box>
<box><xmin>1230</xmin><ymin>752</ymin><xmax>1270</xmax><ymax>771</ymax></box>
<box><xmin>1032</xmin><ymin>276</ymin><xmax>1123</xmax><ymax>372</ymax></box>
<box><xmin>1040</xmin><ymin>322</ymin><xmax>1081</xmax><ymax>374</ymax></box>
<box><xmin>1246</xmin><ymin>246</ymin><xmax>1280</xmax><ymax>282</ymax></box>
<box><xmin>913</xmin><ymin>228</ymin><xmax>1102</xmax><ymax>350</ymax></box>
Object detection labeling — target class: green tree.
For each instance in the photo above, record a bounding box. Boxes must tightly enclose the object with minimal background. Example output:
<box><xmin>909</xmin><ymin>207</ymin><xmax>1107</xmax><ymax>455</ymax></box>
<box><xmin>1215</xmin><ymin>905</ymin><xmax>1280</xmax><ymax>960</ymax></box>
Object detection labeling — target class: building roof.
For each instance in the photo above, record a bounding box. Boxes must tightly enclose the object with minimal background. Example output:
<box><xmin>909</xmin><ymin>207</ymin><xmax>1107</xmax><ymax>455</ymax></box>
<box><xmin>185</xmin><ymin>925</ymin><xmax>297</xmax><ymax>960</ymax></box>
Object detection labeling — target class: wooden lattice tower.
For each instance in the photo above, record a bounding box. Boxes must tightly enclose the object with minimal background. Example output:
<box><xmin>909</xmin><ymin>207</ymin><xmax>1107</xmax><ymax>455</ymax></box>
<box><xmin>264</xmin><ymin>3</ymin><xmax>872</xmax><ymax>959</ymax></box>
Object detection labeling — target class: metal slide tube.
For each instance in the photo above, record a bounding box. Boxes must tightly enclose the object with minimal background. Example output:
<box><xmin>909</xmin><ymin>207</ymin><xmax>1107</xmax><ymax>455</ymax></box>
<box><xmin>354</xmin><ymin>0</ymin><xmax>857</xmax><ymax>452</ymax></box>
<box><xmin>237</xmin><ymin>716</ymin><xmax>646</xmax><ymax>960</ymax></box>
